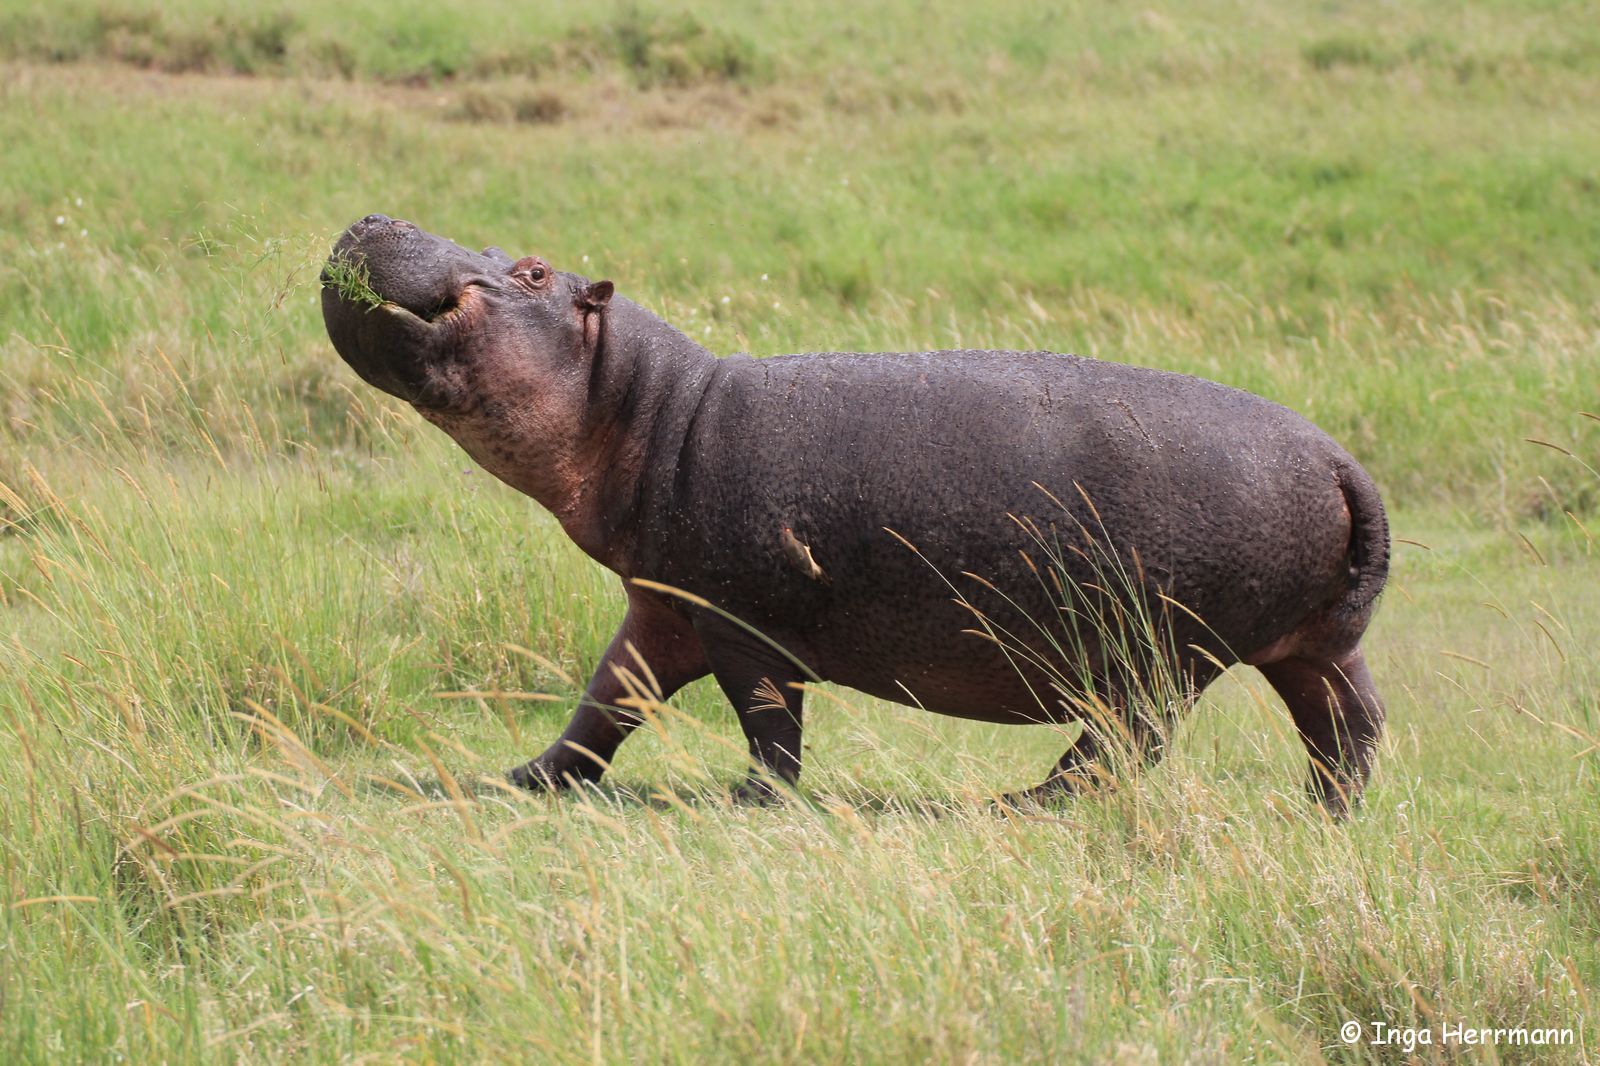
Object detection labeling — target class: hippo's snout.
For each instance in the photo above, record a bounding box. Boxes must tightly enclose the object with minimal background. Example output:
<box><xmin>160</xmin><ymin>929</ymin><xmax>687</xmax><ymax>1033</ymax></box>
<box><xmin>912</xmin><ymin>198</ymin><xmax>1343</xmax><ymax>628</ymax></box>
<box><xmin>354</xmin><ymin>212</ymin><xmax>397</xmax><ymax>231</ymax></box>
<box><xmin>321</xmin><ymin>214</ymin><xmax>468</xmax><ymax>406</ymax></box>
<box><xmin>322</xmin><ymin>214</ymin><xmax>525</xmax><ymax>410</ymax></box>
<box><xmin>342</xmin><ymin>213</ymin><xmax>416</xmax><ymax>245</ymax></box>
<box><xmin>324</xmin><ymin>214</ymin><xmax>496</xmax><ymax>321</ymax></box>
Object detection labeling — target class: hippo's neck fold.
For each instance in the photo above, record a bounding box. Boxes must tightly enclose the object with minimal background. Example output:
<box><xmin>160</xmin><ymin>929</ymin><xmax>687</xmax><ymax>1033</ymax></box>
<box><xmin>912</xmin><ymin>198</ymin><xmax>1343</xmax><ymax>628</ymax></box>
<box><xmin>565</xmin><ymin>299</ymin><xmax>719</xmax><ymax>574</ymax></box>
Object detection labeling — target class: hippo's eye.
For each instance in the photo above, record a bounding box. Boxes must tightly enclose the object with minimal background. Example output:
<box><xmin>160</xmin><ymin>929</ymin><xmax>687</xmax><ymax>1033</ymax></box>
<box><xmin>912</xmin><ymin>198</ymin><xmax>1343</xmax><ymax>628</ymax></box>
<box><xmin>511</xmin><ymin>256</ymin><xmax>551</xmax><ymax>286</ymax></box>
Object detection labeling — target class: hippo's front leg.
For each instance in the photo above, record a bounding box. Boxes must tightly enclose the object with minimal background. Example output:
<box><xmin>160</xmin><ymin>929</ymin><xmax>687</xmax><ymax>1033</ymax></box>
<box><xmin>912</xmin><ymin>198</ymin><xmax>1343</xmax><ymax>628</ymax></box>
<box><xmin>507</xmin><ymin>588</ymin><xmax>709</xmax><ymax>791</ymax></box>
<box><xmin>696</xmin><ymin>620</ymin><xmax>810</xmax><ymax>805</ymax></box>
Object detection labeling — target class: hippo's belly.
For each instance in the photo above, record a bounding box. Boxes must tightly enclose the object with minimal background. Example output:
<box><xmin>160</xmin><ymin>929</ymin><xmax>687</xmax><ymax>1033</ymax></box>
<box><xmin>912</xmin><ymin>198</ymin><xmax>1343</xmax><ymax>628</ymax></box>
<box><xmin>800</xmin><ymin>582</ymin><xmax>1075</xmax><ymax>723</ymax></box>
<box><xmin>807</xmin><ymin>623</ymin><xmax>1085</xmax><ymax>724</ymax></box>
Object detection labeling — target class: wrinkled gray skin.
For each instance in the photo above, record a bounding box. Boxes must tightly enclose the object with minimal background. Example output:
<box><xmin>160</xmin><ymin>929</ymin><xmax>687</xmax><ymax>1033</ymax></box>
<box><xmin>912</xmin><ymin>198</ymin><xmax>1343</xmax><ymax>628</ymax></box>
<box><xmin>323</xmin><ymin>215</ymin><xmax>1390</xmax><ymax>815</ymax></box>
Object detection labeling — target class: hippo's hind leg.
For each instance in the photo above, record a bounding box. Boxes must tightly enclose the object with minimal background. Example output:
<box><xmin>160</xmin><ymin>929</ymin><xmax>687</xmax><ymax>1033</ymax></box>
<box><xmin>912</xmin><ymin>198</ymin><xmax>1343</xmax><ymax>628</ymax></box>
<box><xmin>508</xmin><ymin>588</ymin><xmax>709</xmax><ymax>792</ymax></box>
<box><xmin>1257</xmin><ymin>648</ymin><xmax>1385</xmax><ymax>817</ymax></box>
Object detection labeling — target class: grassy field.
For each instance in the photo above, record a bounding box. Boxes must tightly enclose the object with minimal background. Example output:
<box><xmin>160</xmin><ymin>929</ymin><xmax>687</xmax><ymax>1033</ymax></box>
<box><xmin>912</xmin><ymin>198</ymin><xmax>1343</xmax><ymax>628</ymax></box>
<box><xmin>2</xmin><ymin>0</ymin><xmax>1598</xmax><ymax>1061</ymax></box>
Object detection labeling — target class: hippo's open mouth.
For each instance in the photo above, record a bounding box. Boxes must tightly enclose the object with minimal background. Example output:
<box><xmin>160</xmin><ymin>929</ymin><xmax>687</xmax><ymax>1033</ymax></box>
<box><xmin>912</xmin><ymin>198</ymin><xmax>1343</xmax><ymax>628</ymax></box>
<box><xmin>323</xmin><ymin>215</ymin><xmax>471</xmax><ymax>318</ymax></box>
<box><xmin>320</xmin><ymin>214</ymin><xmax>509</xmax><ymax>404</ymax></box>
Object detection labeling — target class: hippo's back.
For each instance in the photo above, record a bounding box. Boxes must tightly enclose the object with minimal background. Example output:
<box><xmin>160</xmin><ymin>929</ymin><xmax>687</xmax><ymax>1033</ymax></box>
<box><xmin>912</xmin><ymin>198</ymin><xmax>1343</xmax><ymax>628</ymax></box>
<box><xmin>644</xmin><ymin>350</ymin><xmax>1371</xmax><ymax>722</ymax></box>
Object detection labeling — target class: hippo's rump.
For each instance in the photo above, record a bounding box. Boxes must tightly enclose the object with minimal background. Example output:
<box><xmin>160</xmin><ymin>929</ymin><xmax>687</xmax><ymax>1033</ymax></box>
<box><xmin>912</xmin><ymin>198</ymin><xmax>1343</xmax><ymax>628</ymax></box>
<box><xmin>643</xmin><ymin>350</ymin><xmax>1359</xmax><ymax>723</ymax></box>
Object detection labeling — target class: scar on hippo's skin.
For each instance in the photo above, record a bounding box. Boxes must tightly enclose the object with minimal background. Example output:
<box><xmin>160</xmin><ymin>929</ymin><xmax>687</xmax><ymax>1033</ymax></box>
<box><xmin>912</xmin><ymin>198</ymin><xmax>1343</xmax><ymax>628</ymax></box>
<box><xmin>1109</xmin><ymin>397</ymin><xmax>1156</xmax><ymax>448</ymax></box>
<box><xmin>780</xmin><ymin>526</ymin><xmax>831</xmax><ymax>586</ymax></box>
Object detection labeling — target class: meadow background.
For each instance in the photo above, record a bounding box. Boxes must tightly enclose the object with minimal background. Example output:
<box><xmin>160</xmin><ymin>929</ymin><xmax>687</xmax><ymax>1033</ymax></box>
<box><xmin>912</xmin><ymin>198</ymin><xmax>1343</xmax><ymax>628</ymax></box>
<box><xmin>2</xmin><ymin>0</ymin><xmax>1598</xmax><ymax>1061</ymax></box>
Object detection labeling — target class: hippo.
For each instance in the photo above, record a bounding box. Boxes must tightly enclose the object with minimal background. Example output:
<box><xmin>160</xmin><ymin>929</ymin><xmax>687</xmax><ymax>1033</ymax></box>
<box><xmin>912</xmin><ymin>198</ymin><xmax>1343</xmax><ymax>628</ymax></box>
<box><xmin>321</xmin><ymin>215</ymin><xmax>1389</xmax><ymax>816</ymax></box>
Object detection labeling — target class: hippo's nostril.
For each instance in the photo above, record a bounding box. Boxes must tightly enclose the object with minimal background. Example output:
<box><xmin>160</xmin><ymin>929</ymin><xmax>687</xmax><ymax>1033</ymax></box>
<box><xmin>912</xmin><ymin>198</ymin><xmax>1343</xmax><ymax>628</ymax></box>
<box><xmin>361</xmin><ymin>213</ymin><xmax>390</xmax><ymax>226</ymax></box>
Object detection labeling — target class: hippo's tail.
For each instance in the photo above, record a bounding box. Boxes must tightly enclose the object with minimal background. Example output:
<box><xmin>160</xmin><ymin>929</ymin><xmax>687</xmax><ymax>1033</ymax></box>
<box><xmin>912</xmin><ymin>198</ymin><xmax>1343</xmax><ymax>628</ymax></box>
<box><xmin>1335</xmin><ymin>458</ymin><xmax>1390</xmax><ymax>618</ymax></box>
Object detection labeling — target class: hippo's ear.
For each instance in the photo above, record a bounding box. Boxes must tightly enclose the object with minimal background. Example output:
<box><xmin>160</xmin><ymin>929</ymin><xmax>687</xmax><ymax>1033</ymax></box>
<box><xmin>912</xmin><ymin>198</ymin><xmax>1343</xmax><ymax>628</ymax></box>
<box><xmin>578</xmin><ymin>280</ymin><xmax>613</xmax><ymax>352</ymax></box>
<box><xmin>577</xmin><ymin>280</ymin><xmax>614</xmax><ymax>311</ymax></box>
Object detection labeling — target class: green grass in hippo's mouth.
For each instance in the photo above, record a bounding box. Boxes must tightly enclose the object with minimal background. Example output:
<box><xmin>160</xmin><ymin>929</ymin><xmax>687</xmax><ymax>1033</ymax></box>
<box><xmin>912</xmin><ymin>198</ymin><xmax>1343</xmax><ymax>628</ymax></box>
<box><xmin>321</xmin><ymin>253</ymin><xmax>384</xmax><ymax>310</ymax></box>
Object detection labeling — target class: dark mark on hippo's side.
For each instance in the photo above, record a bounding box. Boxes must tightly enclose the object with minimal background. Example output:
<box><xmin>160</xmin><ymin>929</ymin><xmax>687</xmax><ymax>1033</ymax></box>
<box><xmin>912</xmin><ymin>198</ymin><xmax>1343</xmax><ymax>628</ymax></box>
<box><xmin>321</xmin><ymin>214</ymin><xmax>1391</xmax><ymax>818</ymax></box>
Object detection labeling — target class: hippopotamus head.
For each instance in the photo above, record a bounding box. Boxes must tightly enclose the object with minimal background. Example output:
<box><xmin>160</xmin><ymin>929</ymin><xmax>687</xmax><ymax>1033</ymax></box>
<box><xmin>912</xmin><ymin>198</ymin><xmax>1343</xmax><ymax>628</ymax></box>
<box><xmin>320</xmin><ymin>214</ymin><xmax>613</xmax><ymax>414</ymax></box>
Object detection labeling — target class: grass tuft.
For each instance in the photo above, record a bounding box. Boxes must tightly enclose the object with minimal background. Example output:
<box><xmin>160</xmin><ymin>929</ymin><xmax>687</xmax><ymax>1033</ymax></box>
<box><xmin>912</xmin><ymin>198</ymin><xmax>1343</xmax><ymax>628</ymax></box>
<box><xmin>320</xmin><ymin>252</ymin><xmax>382</xmax><ymax>310</ymax></box>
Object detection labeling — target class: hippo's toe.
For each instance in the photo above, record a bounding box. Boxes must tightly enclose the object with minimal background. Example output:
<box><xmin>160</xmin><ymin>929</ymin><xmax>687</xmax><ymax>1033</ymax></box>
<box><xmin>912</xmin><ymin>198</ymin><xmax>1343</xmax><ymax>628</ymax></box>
<box><xmin>506</xmin><ymin>759</ymin><xmax>564</xmax><ymax>793</ymax></box>
<box><xmin>729</xmin><ymin>776</ymin><xmax>787</xmax><ymax>807</ymax></box>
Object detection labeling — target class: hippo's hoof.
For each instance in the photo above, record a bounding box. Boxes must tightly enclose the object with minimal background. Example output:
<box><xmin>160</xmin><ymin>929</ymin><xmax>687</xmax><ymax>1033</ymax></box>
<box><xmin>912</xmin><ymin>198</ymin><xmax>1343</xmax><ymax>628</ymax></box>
<box><xmin>729</xmin><ymin>777</ymin><xmax>786</xmax><ymax>807</ymax></box>
<box><xmin>1307</xmin><ymin>773</ymin><xmax>1359</xmax><ymax>822</ymax></box>
<box><xmin>994</xmin><ymin>774</ymin><xmax>1100</xmax><ymax>811</ymax></box>
<box><xmin>506</xmin><ymin>759</ymin><xmax>571</xmax><ymax>793</ymax></box>
<box><xmin>992</xmin><ymin>788</ymin><xmax>1059</xmax><ymax>813</ymax></box>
